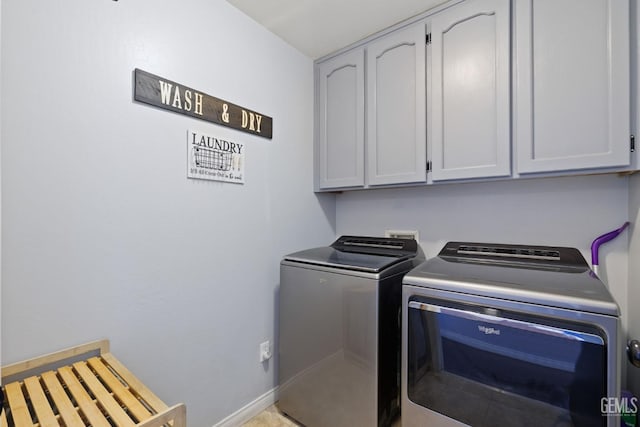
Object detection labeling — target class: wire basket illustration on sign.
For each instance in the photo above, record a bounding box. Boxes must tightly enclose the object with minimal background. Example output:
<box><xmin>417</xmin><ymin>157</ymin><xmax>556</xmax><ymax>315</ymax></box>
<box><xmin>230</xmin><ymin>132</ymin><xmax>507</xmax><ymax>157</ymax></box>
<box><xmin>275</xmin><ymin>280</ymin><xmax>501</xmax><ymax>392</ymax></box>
<box><xmin>194</xmin><ymin>146</ymin><xmax>233</xmax><ymax>171</ymax></box>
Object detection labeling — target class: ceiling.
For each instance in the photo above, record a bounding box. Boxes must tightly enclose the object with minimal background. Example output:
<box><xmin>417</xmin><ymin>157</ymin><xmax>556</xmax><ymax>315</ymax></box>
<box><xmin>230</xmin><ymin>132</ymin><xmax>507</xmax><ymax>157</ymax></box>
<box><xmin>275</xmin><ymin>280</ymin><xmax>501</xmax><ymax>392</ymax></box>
<box><xmin>226</xmin><ymin>0</ymin><xmax>446</xmax><ymax>59</ymax></box>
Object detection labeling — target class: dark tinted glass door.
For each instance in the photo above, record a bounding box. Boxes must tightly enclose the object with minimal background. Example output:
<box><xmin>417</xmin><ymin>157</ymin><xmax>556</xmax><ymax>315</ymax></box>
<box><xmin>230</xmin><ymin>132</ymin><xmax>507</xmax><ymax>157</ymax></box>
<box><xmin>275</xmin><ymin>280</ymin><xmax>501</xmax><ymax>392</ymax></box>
<box><xmin>407</xmin><ymin>297</ymin><xmax>606</xmax><ymax>427</ymax></box>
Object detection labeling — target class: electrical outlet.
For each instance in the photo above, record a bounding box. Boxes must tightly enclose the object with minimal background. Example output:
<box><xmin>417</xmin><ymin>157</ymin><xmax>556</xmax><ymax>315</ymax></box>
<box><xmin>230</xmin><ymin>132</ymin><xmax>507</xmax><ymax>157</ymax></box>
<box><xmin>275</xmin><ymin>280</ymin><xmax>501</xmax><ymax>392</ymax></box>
<box><xmin>385</xmin><ymin>229</ymin><xmax>419</xmax><ymax>241</ymax></box>
<box><xmin>259</xmin><ymin>340</ymin><xmax>272</xmax><ymax>363</ymax></box>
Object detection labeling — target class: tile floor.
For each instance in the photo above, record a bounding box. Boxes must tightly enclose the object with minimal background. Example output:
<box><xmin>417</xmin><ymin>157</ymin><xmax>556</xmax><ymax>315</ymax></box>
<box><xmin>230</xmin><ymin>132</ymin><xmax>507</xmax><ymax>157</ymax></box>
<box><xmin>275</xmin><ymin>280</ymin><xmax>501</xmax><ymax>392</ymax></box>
<box><xmin>243</xmin><ymin>405</ymin><xmax>402</xmax><ymax>426</ymax></box>
<box><xmin>243</xmin><ymin>405</ymin><xmax>301</xmax><ymax>427</ymax></box>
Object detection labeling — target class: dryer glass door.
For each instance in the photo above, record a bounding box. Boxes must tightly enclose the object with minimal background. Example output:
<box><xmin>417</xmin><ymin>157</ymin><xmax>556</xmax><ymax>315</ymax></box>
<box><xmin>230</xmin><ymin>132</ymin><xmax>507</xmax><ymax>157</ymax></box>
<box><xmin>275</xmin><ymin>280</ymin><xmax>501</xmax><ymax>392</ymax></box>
<box><xmin>407</xmin><ymin>297</ymin><xmax>606</xmax><ymax>427</ymax></box>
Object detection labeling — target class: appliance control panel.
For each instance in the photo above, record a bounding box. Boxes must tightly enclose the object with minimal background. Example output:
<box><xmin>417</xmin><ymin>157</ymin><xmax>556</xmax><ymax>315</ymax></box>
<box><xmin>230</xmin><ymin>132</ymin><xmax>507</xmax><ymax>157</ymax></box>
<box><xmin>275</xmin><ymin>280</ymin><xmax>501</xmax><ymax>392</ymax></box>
<box><xmin>439</xmin><ymin>241</ymin><xmax>588</xmax><ymax>268</ymax></box>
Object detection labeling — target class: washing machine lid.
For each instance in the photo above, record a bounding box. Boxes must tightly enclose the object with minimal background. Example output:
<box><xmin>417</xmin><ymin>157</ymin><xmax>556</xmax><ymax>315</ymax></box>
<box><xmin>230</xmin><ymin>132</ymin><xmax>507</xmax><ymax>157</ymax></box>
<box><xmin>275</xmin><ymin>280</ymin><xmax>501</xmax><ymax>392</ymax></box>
<box><xmin>283</xmin><ymin>235</ymin><xmax>419</xmax><ymax>273</ymax></box>
<box><xmin>403</xmin><ymin>242</ymin><xmax>619</xmax><ymax>316</ymax></box>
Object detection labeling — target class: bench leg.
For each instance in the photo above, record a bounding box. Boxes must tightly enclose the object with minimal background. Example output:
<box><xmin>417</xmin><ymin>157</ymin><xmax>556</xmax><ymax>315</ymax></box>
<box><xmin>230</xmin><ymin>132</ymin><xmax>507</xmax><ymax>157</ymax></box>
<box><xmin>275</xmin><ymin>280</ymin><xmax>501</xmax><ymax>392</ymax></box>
<box><xmin>138</xmin><ymin>403</ymin><xmax>186</xmax><ymax>427</ymax></box>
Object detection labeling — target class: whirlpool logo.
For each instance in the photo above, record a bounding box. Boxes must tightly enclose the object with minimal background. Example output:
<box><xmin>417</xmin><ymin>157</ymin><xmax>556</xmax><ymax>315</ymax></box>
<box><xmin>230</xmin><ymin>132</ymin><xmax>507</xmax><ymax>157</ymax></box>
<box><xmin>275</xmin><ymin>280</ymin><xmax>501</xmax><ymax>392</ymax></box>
<box><xmin>478</xmin><ymin>325</ymin><xmax>501</xmax><ymax>335</ymax></box>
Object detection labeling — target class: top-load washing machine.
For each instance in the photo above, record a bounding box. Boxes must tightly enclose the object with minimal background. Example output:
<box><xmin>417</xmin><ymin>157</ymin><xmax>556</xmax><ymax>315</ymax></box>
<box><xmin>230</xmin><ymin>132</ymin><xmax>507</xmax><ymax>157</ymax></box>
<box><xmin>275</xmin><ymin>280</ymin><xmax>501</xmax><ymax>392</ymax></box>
<box><xmin>402</xmin><ymin>241</ymin><xmax>620</xmax><ymax>427</ymax></box>
<box><xmin>278</xmin><ymin>236</ymin><xmax>424</xmax><ymax>427</ymax></box>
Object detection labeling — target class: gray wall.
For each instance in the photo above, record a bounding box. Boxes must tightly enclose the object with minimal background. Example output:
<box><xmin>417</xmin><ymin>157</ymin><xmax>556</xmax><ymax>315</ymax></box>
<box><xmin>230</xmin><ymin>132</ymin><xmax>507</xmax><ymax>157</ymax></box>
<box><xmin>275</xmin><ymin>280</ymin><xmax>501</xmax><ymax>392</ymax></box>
<box><xmin>0</xmin><ymin>0</ymin><xmax>335</xmax><ymax>425</ymax></box>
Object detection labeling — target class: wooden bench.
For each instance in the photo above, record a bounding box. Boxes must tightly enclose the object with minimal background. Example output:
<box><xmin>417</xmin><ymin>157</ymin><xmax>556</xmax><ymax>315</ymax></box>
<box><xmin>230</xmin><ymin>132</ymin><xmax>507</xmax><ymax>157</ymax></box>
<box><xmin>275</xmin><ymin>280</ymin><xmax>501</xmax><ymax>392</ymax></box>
<box><xmin>1</xmin><ymin>340</ymin><xmax>186</xmax><ymax>427</ymax></box>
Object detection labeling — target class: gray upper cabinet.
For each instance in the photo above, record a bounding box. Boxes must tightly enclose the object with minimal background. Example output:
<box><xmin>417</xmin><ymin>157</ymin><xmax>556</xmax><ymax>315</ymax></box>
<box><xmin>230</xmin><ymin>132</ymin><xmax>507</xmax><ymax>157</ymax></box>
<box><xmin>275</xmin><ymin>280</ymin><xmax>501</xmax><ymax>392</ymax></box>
<box><xmin>317</xmin><ymin>49</ymin><xmax>365</xmax><ymax>189</ymax></box>
<box><xmin>429</xmin><ymin>0</ymin><xmax>511</xmax><ymax>181</ymax></box>
<box><xmin>515</xmin><ymin>0</ymin><xmax>630</xmax><ymax>174</ymax></box>
<box><xmin>366</xmin><ymin>23</ymin><xmax>427</xmax><ymax>186</ymax></box>
<box><xmin>314</xmin><ymin>0</ymin><xmax>635</xmax><ymax>192</ymax></box>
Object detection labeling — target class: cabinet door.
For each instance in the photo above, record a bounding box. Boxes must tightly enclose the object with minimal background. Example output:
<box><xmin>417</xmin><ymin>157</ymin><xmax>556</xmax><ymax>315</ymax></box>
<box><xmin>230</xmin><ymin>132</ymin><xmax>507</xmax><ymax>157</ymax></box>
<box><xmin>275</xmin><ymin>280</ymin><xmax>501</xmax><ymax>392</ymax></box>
<box><xmin>367</xmin><ymin>24</ymin><xmax>427</xmax><ymax>186</ymax></box>
<box><xmin>430</xmin><ymin>0</ymin><xmax>511</xmax><ymax>181</ymax></box>
<box><xmin>515</xmin><ymin>0</ymin><xmax>630</xmax><ymax>173</ymax></box>
<box><xmin>318</xmin><ymin>49</ymin><xmax>365</xmax><ymax>189</ymax></box>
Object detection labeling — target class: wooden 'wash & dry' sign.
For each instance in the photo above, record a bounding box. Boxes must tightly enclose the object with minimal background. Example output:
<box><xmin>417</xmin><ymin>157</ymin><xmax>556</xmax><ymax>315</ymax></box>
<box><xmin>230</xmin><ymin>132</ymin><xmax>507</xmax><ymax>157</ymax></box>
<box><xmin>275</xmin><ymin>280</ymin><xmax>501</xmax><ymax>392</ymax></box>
<box><xmin>134</xmin><ymin>69</ymin><xmax>273</xmax><ymax>139</ymax></box>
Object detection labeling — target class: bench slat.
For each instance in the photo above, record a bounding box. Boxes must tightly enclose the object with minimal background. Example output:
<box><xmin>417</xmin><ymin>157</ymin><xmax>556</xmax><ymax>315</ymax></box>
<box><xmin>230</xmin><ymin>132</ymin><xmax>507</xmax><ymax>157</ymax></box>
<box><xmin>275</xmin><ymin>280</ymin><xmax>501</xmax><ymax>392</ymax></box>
<box><xmin>58</xmin><ymin>366</ymin><xmax>111</xmax><ymax>427</ymax></box>
<box><xmin>5</xmin><ymin>381</ymin><xmax>34</xmax><ymax>426</ymax></box>
<box><xmin>87</xmin><ymin>357</ymin><xmax>152</xmax><ymax>423</ymax></box>
<box><xmin>73</xmin><ymin>361</ymin><xmax>135</xmax><ymax>427</ymax></box>
<box><xmin>1</xmin><ymin>405</ymin><xmax>8</xmax><ymax>426</ymax></box>
<box><xmin>41</xmin><ymin>370</ymin><xmax>85</xmax><ymax>427</ymax></box>
<box><xmin>23</xmin><ymin>376</ymin><xmax>59</xmax><ymax>427</ymax></box>
<box><xmin>100</xmin><ymin>353</ymin><xmax>168</xmax><ymax>413</ymax></box>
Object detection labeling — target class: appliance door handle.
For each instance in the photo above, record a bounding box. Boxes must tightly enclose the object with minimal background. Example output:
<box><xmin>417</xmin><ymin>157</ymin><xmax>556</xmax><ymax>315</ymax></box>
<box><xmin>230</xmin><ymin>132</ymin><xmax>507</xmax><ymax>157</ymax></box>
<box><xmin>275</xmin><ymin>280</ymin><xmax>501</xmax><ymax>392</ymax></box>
<box><xmin>408</xmin><ymin>301</ymin><xmax>604</xmax><ymax>345</ymax></box>
<box><xmin>627</xmin><ymin>340</ymin><xmax>640</xmax><ymax>368</ymax></box>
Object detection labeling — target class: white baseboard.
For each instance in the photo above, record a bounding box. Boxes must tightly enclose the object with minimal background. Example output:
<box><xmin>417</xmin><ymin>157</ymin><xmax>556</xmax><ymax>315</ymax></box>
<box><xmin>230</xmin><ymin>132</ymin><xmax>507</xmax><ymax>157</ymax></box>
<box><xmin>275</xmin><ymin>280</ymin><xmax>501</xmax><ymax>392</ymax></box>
<box><xmin>213</xmin><ymin>387</ymin><xmax>278</xmax><ymax>427</ymax></box>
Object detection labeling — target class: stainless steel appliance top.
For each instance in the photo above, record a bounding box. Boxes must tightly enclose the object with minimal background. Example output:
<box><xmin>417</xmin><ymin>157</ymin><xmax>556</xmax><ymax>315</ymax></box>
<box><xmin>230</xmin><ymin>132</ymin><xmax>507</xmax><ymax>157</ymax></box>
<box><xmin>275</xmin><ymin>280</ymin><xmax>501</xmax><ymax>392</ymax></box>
<box><xmin>403</xmin><ymin>241</ymin><xmax>619</xmax><ymax>316</ymax></box>
<box><xmin>283</xmin><ymin>235</ymin><xmax>421</xmax><ymax>273</ymax></box>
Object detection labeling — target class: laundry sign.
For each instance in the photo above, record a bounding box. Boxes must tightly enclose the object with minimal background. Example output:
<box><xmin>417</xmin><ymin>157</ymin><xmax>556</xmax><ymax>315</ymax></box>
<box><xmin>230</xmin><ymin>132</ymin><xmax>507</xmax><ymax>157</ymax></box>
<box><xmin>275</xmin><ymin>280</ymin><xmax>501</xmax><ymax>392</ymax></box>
<box><xmin>134</xmin><ymin>69</ymin><xmax>273</xmax><ymax>139</ymax></box>
<box><xmin>187</xmin><ymin>130</ymin><xmax>245</xmax><ymax>184</ymax></box>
